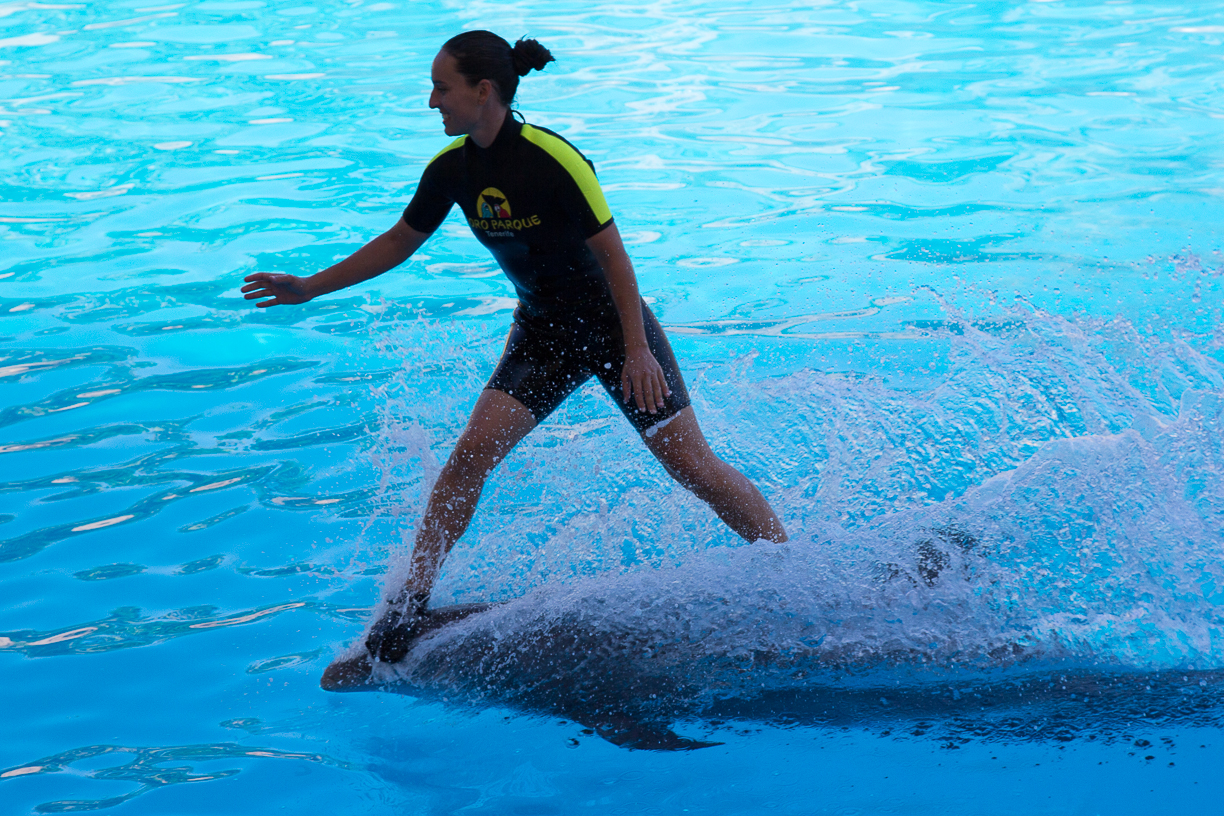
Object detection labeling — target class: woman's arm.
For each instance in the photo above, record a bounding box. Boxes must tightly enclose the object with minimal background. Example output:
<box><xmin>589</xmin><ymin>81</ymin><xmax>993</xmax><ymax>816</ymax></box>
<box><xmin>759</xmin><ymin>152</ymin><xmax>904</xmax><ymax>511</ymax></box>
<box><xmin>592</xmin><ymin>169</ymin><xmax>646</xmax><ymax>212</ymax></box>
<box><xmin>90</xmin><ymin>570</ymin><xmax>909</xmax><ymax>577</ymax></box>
<box><xmin>586</xmin><ymin>223</ymin><xmax>671</xmax><ymax>414</ymax></box>
<box><xmin>241</xmin><ymin>218</ymin><xmax>430</xmax><ymax>307</ymax></box>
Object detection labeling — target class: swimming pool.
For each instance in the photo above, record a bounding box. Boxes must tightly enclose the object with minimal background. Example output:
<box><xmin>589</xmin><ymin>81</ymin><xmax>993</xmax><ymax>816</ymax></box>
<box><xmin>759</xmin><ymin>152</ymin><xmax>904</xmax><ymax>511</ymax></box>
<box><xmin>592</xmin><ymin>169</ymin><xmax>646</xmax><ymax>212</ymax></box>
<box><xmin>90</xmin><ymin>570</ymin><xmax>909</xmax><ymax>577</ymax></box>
<box><xmin>2</xmin><ymin>0</ymin><xmax>1222</xmax><ymax>812</ymax></box>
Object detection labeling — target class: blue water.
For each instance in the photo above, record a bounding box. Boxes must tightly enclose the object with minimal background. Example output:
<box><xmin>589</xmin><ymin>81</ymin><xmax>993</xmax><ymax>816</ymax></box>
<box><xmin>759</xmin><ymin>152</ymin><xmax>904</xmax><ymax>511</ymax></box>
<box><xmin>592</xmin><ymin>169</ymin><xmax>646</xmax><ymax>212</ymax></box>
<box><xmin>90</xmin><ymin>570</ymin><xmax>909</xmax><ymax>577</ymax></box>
<box><xmin>3</xmin><ymin>0</ymin><xmax>1224</xmax><ymax>812</ymax></box>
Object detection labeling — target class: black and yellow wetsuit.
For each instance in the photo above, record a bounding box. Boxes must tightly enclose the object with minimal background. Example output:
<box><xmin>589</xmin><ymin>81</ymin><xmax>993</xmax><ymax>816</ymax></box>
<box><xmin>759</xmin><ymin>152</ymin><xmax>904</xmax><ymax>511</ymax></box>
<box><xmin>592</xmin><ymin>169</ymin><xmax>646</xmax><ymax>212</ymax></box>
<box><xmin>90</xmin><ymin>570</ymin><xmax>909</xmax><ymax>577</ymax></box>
<box><xmin>402</xmin><ymin>112</ymin><xmax>690</xmax><ymax>431</ymax></box>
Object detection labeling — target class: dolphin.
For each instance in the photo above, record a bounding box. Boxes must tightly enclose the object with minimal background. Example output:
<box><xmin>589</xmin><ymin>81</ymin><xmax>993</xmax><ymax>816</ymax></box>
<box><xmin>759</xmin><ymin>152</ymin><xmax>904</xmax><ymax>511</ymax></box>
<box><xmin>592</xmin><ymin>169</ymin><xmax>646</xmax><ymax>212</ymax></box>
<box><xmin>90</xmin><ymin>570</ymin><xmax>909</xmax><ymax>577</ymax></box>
<box><xmin>320</xmin><ymin>533</ymin><xmax>1224</xmax><ymax>751</ymax></box>
<box><xmin>323</xmin><ymin>612</ymin><xmax>1224</xmax><ymax>751</ymax></box>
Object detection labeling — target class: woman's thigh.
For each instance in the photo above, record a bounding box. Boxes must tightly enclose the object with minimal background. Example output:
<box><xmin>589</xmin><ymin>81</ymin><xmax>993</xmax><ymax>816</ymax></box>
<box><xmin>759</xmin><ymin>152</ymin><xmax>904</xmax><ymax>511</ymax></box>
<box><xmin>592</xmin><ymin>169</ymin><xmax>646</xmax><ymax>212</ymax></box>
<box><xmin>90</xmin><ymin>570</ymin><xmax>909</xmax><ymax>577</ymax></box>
<box><xmin>449</xmin><ymin>388</ymin><xmax>538</xmax><ymax>472</ymax></box>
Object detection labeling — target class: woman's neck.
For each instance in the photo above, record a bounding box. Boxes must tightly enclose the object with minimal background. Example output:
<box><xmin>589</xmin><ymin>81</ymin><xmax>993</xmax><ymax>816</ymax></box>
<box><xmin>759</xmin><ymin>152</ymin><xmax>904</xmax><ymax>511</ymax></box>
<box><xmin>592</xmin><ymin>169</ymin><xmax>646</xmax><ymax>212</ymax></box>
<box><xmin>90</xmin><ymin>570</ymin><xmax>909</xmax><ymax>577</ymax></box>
<box><xmin>468</xmin><ymin>104</ymin><xmax>510</xmax><ymax>149</ymax></box>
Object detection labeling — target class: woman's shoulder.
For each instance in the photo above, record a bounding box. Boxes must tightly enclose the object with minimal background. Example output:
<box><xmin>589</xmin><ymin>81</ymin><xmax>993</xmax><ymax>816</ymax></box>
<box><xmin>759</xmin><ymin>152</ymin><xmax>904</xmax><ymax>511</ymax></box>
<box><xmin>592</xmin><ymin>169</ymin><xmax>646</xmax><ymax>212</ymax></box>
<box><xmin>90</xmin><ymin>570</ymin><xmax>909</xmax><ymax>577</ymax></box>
<box><xmin>425</xmin><ymin>135</ymin><xmax>467</xmax><ymax>169</ymax></box>
<box><xmin>517</xmin><ymin>122</ymin><xmax>598</xmax><ymax>178</ymax></box>
<box><xmin>517</xmin><ymin>120</ymin><xmax>611</xmax><ymax>227</ymax></box>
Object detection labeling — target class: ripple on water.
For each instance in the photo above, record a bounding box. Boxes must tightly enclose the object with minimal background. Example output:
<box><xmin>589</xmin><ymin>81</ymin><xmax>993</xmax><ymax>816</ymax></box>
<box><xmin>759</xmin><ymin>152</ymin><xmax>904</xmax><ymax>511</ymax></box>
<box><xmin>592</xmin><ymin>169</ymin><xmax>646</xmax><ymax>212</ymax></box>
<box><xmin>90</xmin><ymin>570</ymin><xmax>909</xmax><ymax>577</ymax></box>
<box><xmin>0</xmin><ymin>742</ymin><xmax>352</xmax><ymax>813</ymax></box>
<box><xmin>0</xmin><ymin>600</ymin><xmax>322</xmax><ymax>657</ymax></box>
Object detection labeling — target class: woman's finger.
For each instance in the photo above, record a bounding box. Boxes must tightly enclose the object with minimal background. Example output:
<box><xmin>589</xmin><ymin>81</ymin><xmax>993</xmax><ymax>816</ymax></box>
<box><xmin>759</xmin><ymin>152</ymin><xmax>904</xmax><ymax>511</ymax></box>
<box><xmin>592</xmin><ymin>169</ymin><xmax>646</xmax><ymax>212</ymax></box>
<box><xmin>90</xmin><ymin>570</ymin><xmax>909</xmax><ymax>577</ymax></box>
<box><xmin>632</xmin><ymin>371</ymin><xmax>648</xmax><ymax>412</ymax></box>
<box><xmin>652</xmin><ymin>371</ymin><xmax>666</xmax><ymax>410</ymax></box>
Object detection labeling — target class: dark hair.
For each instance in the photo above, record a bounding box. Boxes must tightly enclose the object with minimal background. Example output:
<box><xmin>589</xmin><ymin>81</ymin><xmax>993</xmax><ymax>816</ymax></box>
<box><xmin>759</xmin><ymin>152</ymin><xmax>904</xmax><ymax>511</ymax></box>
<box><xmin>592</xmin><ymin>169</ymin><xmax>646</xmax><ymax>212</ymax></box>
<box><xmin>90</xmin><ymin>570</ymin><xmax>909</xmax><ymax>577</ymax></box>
<box><xmin>442</xmin><ymin>30</ymin><xmax>554</xmax><ymax>106</ymax></box>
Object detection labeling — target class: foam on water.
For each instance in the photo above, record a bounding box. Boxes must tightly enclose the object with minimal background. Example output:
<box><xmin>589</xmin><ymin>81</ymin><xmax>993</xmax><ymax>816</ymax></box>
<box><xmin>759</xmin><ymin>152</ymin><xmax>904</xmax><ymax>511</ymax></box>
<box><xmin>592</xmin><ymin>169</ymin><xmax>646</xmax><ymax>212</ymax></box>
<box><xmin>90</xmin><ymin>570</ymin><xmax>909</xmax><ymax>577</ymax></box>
<box><xmin>349</xmin><ymin>296</ymin><xmax>1224</xmax><ymax>746</ymax></box>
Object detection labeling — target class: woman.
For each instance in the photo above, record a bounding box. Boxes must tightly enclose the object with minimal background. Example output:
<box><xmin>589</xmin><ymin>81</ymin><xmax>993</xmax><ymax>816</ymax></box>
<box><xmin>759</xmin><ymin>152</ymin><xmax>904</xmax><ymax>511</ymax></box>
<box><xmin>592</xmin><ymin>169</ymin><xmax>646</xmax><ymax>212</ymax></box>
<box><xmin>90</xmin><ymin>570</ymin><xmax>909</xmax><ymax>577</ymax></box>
<box><xmin>242</xmin><ymin>31</ymin><xmax>787</xmax><ymax>663</ymax></box>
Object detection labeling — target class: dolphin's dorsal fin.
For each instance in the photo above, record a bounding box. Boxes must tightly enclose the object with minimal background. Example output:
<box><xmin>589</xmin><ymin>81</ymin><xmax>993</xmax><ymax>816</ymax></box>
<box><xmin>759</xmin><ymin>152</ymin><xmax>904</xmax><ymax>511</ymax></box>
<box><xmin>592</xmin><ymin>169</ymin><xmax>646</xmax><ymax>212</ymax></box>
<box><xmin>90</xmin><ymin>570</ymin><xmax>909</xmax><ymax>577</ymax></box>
<box><xmin>591</xmin><ymin>715</ymin><xmax>721</xmax><ymax>751</ymax></box>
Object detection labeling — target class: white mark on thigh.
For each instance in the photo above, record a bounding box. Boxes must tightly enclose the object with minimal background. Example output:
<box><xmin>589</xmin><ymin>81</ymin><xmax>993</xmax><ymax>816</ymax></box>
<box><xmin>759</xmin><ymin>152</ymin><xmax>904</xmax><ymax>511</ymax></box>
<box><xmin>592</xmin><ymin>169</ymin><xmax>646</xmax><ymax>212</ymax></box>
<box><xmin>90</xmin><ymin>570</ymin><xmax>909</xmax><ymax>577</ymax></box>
<box><xmin>643</xmin><ymin>412</ymin><xmax>681</xmax><ymax>438</ymax></box>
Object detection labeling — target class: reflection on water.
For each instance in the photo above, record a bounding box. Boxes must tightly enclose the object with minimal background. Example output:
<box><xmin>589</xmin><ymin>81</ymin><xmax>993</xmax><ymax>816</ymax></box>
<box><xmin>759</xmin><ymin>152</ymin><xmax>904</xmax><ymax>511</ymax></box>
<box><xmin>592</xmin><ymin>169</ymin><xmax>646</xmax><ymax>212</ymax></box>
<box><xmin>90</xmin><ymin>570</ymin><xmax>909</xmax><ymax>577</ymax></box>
<box><xmin>0</xmin><ymin>742</ymin><xmax>351</xmax><ymax>814</ymax></box>
<box><xmin>0</xmin><ymin>599</ymin><xmax>361</xmax><ymax>657</ymax></box>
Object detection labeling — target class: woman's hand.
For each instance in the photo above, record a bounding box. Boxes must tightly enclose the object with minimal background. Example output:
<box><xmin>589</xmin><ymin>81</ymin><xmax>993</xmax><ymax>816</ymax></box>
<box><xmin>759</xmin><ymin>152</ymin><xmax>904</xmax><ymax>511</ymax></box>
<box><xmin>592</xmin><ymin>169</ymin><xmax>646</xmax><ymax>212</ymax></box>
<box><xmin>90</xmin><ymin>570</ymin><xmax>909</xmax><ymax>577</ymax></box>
<box><xmin>241</xmin><ymin>272</ymin><xmax>314</xmax><ymax>307</ymax></box>
<box><xmin>622</xmin><ymin>346</ymin><xmax>672</xmax><ymax>414</ymax></box>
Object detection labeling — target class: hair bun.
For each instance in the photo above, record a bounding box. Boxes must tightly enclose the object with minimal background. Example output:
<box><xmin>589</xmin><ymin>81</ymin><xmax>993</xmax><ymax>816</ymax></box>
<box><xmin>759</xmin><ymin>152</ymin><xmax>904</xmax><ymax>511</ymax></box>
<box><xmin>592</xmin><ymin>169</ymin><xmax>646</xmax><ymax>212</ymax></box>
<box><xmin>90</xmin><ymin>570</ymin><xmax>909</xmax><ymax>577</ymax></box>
<box><xmin>511</xmin><ymin>38</ymin><xmax>554</xmax><ymax>77</ymax></box>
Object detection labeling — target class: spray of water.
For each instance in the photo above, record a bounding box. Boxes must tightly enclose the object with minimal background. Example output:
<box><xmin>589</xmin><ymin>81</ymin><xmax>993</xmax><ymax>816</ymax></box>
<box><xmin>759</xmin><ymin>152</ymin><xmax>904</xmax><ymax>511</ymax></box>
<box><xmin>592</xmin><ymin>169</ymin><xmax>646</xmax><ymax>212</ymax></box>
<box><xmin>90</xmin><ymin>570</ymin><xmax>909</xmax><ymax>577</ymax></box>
<box><xmin>356</xmin><ymin>295</ymin><xmax>1223</xmax><ymax>735</ymax></box>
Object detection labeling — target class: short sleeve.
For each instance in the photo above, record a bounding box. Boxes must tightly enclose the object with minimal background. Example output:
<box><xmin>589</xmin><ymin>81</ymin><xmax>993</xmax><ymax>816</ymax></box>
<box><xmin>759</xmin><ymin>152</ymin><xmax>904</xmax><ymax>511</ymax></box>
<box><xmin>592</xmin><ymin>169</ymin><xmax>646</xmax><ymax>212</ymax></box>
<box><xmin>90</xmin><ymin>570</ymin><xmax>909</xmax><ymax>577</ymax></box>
<box><xmin>402</xmin><ymin>159</ymin><xmax>454</xmax><ymax>235</ymax></box>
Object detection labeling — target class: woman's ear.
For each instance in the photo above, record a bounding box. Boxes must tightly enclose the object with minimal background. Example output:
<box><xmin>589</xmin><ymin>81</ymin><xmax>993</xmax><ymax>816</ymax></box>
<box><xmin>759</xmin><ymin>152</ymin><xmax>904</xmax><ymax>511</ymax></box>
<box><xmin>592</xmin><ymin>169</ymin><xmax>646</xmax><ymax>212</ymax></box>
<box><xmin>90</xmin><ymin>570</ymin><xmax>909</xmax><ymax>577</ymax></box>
<box><xmin>476</xmin><ymin>78</ymin><xmax>494</xmax><ymax>106</ymax></box>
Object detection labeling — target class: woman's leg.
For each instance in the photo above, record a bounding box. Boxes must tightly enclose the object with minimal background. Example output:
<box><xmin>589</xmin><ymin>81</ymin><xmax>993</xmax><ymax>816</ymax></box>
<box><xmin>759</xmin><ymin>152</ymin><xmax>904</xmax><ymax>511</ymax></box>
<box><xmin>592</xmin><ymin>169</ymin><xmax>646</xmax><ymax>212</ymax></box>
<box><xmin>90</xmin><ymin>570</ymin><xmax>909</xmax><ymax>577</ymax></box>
<box><xmin>402</xmin><ymin>388</ymin><xmax>538</xmax><ymax>596</ymax></box>
<box><xmin>368</xmin><ymin>388</ymin><xmax>535</xmax><ymax>662</ymax></box>
<box><xmin>641</xmin><ymin>407</ymin><xmax>787</xmax><ymax>543</ymax></box>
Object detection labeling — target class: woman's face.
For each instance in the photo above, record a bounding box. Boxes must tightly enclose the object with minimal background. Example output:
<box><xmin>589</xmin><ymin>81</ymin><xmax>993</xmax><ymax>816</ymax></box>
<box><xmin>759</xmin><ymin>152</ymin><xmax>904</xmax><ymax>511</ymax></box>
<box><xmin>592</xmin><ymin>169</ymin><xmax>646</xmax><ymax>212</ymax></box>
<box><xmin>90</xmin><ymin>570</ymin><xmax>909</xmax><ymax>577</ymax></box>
<box><xmin>429</xmin><ymin>50</ymin><xmax>492</xmax><ymax>136</ymax></box>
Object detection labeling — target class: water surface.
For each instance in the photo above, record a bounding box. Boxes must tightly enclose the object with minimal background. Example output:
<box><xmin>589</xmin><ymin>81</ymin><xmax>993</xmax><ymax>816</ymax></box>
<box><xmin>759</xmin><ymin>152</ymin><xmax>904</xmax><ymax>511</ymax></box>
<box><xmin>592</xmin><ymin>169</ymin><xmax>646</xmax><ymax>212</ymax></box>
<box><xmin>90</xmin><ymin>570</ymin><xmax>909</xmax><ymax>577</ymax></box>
<box><xmin>2</xmin><ymin>0</ymin><xmax>1223</xmax><ymax>813</ymax></box>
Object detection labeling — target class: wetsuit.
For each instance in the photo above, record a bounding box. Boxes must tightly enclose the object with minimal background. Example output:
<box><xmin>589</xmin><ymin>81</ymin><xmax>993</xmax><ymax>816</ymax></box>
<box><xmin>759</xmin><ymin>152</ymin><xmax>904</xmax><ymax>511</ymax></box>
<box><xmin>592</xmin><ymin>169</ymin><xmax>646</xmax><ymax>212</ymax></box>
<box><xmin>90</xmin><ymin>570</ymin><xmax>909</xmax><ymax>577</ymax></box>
<box><xmin>402</xmin><ymin>112</ymin><xmax>690</xmax><ymax>431</ymax></box>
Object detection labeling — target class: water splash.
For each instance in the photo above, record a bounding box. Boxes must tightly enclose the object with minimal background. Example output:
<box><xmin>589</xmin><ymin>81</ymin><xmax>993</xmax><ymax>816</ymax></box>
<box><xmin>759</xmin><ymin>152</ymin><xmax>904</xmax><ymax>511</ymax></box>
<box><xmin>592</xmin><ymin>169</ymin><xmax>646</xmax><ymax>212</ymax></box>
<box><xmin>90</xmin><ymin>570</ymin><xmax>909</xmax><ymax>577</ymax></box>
<box><xmin>353</xmin><ymin>297</ymin><xmax>1224</xmax><ymax>739</ymax></box>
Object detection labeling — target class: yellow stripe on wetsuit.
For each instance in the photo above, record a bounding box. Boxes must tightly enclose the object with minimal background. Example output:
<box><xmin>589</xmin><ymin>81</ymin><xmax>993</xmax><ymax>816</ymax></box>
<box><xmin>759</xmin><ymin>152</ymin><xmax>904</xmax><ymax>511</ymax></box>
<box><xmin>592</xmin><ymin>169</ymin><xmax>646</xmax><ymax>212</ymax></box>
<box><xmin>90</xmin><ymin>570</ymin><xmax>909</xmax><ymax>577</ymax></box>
<box><xmin>520</xmin><ymin>124</ymin><xmax>613</xmax><ymax>226</ymax></box>
<box><xmin>429</xmin><ymin>136</ymin><xmax>466</xmax><ymax>165</ymax></box>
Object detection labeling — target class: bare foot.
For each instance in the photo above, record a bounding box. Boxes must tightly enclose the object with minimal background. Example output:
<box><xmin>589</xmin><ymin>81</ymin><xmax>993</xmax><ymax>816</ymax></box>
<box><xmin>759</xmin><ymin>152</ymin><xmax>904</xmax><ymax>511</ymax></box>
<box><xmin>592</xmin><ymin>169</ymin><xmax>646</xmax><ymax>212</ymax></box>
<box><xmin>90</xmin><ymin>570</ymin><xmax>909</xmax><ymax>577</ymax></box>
<box><xmin>366</xmin><ymin>590</ymin><xmax>429</xmax><ymax>663</ymax></box>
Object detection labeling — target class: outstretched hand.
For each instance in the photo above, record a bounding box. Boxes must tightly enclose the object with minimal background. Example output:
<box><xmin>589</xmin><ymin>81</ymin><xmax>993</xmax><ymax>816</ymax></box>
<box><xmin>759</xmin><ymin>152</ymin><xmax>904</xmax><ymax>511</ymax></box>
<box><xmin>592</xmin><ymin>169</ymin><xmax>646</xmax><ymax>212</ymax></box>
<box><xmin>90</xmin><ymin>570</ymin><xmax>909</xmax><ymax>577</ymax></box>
<box><xmin>241</xmin><ymin>272</ymin><xmax>314</xmax><ymax>307</ymax></box>
<box><xmin>622</xmin><ymin>347</ymin><xmax>671</xmax><ymax>414</ymax></box>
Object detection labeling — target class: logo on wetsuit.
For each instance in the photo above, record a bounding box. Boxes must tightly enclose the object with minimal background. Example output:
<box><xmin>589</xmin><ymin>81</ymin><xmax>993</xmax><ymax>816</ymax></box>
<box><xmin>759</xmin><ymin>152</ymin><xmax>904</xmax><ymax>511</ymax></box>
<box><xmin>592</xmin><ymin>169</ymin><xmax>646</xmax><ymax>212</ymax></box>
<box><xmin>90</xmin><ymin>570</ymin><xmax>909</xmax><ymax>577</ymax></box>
<box><xmin>470</xmin><ymin>187</ymin><xmax>541</xmax><ymax>236</ymax></box>
<box><xmin>477</xmin><ymin>188</ymin><xmax>511</xmax><ymax>218</ymax></box>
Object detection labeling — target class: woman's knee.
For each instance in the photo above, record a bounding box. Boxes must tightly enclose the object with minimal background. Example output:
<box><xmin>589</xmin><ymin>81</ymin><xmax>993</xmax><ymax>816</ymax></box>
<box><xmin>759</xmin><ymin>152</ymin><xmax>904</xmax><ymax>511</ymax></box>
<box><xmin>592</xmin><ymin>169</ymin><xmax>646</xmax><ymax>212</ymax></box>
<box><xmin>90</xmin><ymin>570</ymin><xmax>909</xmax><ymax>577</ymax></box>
<box><xmin>662</xmin><ymin>447</ymin><xmax>726</xmax><ymax>497</ymax></box>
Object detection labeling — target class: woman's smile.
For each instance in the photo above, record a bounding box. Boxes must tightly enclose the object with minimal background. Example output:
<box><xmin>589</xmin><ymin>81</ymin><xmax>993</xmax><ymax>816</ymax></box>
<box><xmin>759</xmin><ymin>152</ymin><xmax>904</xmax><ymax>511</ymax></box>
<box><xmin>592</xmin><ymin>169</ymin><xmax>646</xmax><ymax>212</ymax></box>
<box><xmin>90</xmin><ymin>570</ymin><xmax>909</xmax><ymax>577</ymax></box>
<box><xmin>429</xmin><ymin>50</ymin><xmax>491</xmax><ymax>137</ymax></box>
